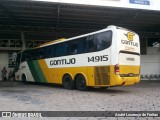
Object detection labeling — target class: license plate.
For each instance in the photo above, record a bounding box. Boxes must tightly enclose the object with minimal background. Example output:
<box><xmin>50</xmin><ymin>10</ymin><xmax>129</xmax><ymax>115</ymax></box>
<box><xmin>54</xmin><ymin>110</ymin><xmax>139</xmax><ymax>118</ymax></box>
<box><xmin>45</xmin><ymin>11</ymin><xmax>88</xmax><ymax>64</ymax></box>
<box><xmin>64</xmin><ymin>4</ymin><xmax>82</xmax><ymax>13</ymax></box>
<box><xmin>128</xmin><ymin>73</ymin><xmax>134</xmax><ymax>77</ymax></box>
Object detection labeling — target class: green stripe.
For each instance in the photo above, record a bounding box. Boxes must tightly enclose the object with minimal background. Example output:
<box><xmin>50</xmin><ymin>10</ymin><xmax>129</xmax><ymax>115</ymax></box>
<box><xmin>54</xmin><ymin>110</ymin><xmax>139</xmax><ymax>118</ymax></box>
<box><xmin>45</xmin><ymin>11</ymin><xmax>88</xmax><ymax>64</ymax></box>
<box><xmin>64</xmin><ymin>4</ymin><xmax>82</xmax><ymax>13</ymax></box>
<box><xmin>27</xmin><ymin>60</ymin><xmax>47</xmax><ymax>83</ymax></box>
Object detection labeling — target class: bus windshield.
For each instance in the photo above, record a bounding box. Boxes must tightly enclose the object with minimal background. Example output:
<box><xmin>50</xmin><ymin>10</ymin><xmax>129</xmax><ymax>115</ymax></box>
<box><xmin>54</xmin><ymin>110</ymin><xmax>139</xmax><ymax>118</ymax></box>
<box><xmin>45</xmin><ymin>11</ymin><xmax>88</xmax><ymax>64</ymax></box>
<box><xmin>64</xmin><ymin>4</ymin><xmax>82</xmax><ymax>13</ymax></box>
<box><xmin>14</xmin><ymin>52</ymin><xmax>21</xmax><ymax>72</ymax></box>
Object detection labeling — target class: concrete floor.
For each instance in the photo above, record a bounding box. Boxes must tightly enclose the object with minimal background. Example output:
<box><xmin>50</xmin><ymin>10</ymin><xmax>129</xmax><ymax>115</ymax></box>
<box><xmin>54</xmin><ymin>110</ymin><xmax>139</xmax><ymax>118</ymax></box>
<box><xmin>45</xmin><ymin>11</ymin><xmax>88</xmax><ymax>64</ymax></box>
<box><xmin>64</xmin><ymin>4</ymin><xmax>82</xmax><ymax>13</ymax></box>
<box><xmin>0</xmin><ymin>81</ymin><xmax>159</xmax><ymax>120</ymax></box>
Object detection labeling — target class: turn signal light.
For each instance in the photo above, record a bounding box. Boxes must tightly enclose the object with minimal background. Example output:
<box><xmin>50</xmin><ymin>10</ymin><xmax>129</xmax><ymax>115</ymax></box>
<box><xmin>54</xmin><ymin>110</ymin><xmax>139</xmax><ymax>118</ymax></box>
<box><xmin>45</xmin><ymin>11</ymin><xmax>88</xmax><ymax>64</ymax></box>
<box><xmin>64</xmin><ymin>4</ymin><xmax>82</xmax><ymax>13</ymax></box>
<box><xmin>114</xmin><ymin>64</ymin><xmax>120</xmax><ymax>75</ymax></box>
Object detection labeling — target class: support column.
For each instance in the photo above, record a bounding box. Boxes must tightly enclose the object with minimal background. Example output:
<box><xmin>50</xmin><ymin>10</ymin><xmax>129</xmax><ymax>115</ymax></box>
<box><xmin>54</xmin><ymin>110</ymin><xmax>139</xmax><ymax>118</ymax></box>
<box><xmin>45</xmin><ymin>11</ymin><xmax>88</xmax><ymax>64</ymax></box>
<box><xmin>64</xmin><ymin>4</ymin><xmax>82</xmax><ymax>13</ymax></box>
<box><xmin>146</xmin><ymin>37</ymin><xmax>148</xmax><ymax>54</ymax></box>
<box><xmin>21</xmin><ymin>32</ymin><xmax>26</xmax><ymax>50</ymax></box>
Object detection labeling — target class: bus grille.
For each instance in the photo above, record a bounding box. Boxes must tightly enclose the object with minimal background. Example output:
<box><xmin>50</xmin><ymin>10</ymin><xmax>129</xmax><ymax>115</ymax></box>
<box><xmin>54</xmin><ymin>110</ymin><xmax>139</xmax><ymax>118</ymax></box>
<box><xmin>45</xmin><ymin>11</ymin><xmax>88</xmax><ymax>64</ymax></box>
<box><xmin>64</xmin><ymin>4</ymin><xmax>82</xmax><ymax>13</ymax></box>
<box><xmin>94</xmin><ymin>66</ymin><xmax>110</xmax><ymax>85</ymax></box>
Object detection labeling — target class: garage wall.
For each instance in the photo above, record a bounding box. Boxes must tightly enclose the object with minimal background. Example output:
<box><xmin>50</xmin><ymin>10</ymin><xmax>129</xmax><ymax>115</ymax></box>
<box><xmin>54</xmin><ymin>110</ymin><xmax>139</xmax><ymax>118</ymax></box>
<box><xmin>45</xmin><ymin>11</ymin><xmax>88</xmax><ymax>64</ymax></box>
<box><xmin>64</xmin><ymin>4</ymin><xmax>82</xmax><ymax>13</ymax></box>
<box><xmin>0</xmin><ymin>47</ymin><xmax>159</xmax><ymax>80</ymax></box>
<box><xmin>0</xmin><ymin>52</ymin><xmax>12</xmax><ymax>80</ymax></box>
<box><xmin>141</xmin><ymin>47</ymin><xmax>160</xmax><ymax>80</ymax></box>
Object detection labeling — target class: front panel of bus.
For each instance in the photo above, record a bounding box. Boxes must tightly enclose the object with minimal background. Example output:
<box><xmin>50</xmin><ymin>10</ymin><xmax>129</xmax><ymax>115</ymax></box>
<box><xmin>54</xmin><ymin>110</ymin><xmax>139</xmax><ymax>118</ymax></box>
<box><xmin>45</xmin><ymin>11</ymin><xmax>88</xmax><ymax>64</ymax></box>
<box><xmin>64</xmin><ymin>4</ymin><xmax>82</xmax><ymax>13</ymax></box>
<box><xmin>110</xmin><ymin>28</ymin><xmax>140</xmax><ymax>86</ymax></box>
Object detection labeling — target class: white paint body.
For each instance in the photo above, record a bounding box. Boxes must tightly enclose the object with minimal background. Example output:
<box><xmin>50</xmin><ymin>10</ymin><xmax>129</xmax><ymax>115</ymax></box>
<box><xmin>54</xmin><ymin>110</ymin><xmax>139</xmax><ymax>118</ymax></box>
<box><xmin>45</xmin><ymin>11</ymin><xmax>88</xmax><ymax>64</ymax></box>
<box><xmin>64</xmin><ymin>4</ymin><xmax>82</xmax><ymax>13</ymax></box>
<box><xmin>42</xmin><ymin>26</ymin><xmax>140</xmax><ymax>69</ymax></box>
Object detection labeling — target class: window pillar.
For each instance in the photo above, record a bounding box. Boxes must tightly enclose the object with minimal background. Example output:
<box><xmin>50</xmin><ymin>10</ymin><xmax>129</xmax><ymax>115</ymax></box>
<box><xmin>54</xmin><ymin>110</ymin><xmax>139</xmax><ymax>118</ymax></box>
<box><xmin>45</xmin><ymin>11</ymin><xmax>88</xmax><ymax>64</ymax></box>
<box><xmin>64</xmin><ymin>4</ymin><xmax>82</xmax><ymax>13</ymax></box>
<box><xmin>21</xmin><ymin>32</ymin><xmax>26</xmax><ymax>50</ymax></box>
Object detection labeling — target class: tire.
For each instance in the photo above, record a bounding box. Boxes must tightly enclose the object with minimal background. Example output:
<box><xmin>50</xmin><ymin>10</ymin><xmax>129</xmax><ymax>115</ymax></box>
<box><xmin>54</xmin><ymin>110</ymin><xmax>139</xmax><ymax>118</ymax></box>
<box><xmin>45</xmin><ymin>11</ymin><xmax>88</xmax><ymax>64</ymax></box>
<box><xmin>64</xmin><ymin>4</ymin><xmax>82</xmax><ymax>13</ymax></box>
<box><xmin>62</xmin><ymin>74</ymin><xmax>75</xmax><ymax>90</ymax></box>
<box><xmin>100</xmin><ymin>87</ymin><xmax>108</xmax><ymax>90</ymax></box>
<box><xmin>22</xmin><ymin>74</ymin><xmax>26</xmax><ymax>83</ymax></box>
<box><xmin>76</xmin><ymin>75</ymin><xmax>88</xmax><ymax>91</ymax></box>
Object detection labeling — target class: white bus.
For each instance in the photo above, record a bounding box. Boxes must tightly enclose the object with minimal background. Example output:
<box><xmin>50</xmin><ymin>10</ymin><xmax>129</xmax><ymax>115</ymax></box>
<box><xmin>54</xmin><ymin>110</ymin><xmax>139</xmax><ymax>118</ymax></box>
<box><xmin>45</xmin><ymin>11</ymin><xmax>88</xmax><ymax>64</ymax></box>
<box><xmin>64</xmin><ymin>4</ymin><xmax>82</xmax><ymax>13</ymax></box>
<box><xmin>14</xmin><ymin>25</ymin><xmax>140</xmax><ymax>90</ymax></box>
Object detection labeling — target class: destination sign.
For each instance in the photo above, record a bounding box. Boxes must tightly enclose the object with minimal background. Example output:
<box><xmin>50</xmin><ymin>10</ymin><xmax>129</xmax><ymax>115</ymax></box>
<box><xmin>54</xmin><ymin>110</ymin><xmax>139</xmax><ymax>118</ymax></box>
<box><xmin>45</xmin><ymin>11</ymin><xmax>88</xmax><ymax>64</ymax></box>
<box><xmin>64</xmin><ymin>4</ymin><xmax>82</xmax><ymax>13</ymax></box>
<box><xmin>129</xmin><ymin>0</ymin><xmax>150</xmax><ymax>5</ymax></box>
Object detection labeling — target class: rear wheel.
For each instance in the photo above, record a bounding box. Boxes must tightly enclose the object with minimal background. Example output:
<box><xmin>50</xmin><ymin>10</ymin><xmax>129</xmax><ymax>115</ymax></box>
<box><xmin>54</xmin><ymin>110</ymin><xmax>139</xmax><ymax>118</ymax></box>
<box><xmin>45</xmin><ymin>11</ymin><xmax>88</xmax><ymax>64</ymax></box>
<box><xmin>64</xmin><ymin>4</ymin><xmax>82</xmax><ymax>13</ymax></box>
<box><xmin>100</xmin><ymin>87</ymin><xmax>108</xmax><ymax>90</ymax></box>
<box><xmin>62</xmin><ymin>74</ymin><xmax>75</xmax><ymax>90</ymax></box>
<box><xmin>76</xmin><ymin>75</ymin><xmax>88</xmax><ymax>91</ymax></box>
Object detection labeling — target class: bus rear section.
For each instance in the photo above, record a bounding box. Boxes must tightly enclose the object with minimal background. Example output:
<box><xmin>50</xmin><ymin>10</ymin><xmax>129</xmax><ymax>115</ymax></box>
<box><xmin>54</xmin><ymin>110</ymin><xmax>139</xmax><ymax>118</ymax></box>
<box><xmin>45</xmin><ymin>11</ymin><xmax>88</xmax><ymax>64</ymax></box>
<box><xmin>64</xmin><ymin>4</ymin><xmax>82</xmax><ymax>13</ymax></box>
<box><xmin>110</xmin><ymin>28</ymin><xmax>140</xmax><ymax>86</ymax></box>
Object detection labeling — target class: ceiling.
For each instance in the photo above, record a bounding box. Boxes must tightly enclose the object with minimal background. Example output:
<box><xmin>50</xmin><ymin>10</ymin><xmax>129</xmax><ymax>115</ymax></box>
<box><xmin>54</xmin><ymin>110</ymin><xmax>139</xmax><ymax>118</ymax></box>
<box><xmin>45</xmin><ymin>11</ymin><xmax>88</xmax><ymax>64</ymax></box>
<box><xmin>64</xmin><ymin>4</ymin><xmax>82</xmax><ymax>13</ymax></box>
<box><xmin>0</xmin><ymin>0</ymin><xmax>160</xmax><ymax>40</ymax></box>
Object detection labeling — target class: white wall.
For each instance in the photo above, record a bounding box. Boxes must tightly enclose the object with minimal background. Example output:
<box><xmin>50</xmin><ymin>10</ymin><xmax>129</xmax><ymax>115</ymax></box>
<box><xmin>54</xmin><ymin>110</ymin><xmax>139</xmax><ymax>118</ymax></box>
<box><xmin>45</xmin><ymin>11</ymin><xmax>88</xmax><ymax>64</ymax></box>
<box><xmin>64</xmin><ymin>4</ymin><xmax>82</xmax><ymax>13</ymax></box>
<box><xmin>141</xmin><ymin>47</ymin><xmax>160</xmax><ymax>80</ymax></box>
<box><xmin>34</xmin><ymin>0</ymin><xmax>160</xmax><ymax>11</ymax></box>
<box><xmin>0</xmin><ymin>52</ymin><xmax>13</xmax><ymax>80</ymax></box>
<box><xmin>0</xmin><ymin>52</ymin><xmax>8</xmax><ymax>67</ymax></box>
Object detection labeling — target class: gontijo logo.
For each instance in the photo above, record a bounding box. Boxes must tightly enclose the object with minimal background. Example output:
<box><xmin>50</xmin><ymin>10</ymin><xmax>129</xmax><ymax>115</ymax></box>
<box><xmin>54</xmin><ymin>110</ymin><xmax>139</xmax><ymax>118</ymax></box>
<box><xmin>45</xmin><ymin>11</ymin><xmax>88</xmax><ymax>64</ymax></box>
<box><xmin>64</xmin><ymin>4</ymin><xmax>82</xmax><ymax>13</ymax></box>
<box><xmin>121</xmin><ymin>32</ymin><xmax>138</xmax><ymax>47</ymax></box>
<box><xmin>125</xmin><ymin>32</ymin><xmax>135</xmax><ymax>41</ymax></box>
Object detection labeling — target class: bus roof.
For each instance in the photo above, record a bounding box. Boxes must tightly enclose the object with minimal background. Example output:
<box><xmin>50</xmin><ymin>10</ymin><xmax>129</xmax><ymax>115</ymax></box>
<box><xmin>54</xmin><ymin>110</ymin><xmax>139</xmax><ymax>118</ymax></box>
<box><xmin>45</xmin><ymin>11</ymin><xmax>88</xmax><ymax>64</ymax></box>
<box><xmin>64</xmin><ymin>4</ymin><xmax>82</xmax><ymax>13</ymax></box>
<box><xmin>35</xmin><ymin>38</ymin><xmax>66</xmax><ymax>48</ymax></box>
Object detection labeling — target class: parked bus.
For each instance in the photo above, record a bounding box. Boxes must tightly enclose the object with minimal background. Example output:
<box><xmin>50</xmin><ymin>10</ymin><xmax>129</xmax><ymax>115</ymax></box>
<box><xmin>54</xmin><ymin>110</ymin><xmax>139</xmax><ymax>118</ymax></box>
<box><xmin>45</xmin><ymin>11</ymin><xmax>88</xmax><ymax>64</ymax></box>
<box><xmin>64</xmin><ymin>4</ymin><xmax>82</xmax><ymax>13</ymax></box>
<box><xmin>14</xmin><ymin>25</ymin><xmax>140</xmax><ymax>90</ymax></box>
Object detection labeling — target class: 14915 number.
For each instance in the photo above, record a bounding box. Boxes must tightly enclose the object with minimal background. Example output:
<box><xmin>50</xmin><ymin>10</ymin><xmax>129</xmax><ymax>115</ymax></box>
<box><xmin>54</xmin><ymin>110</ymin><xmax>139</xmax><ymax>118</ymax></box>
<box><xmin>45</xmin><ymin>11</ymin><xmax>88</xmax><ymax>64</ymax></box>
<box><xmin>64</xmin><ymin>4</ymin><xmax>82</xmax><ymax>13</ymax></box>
<box><xmin>88</xmin><ymin>55</ymin><xmax>108</xmax><ymax>62</ymax></box>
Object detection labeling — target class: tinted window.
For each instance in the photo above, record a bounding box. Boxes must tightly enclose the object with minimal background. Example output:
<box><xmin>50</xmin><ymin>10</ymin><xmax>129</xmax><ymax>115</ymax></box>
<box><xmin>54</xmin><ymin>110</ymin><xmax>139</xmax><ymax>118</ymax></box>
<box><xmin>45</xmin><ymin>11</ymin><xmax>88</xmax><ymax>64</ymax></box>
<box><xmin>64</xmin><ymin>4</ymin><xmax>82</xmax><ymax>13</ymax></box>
<box><xmin>21</xmin><ymin>52</ymin><xmax>25</xmax><ymax>62</ymax></box>
<box><xmin>95</xmin><ymin>31</ymin><xmax>112</xmax><ymax>51</ymax></box>
<box><xmin>68</xmin><ymin>42</ymin><xmax>77</xmax><ymax>55</ymax></box>
<box><xmin>68</xmin><ymin>38</ymin><xmax>84</xmax><ymax>55</ymax></box>
<box><xmin>38</xmin><ymin>49</ymin><xmax>44</xmax><ymax>59</ymax></box>
<box><xmin>85</xmin><ymin>35</ymin><xmax>96</xmax><ymax>52</ymax></box>
<box><xmin>22</xmin><ymin>49</ymin><xmax>44</xmax><ymax>61</ymax></box>
<box><xmin>31</xmin><ymin>50</ymin><xmax>37</xmax><ymax>60</ymax></box>
<box><xmin>21</xmin><ymin>51</ymin><xmax>31</xmax><ymax>62</ymax></box>
<box><xmin>45</xmin><ymin>45</ymin><xmax>55</xmax><ymax>58</ymax></box>
<box><xmin>16</xmin><ymin>53</ymin><xmax>21</xmax><ymax>65</ymax></box>
<box><xmin>21</xmin><ymin>31</ymin><xmax>112</xmax><ymax>60</ymax></box>
<box><xmin>55</xmin><ymin>42</ymin><xmax>67</xmax><ymax>57</ymax></box>
<box><xmin>15</xmin><ymin>53</ymin><xmax>21</xmax><ymax>72</ymax></box>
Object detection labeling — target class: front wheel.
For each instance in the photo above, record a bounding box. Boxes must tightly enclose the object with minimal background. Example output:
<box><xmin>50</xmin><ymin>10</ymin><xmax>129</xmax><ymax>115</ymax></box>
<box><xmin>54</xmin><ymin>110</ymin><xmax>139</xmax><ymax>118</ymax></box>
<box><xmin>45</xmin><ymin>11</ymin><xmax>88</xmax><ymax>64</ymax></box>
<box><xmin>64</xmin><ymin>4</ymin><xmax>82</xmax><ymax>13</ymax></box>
<box><xmin>76</xmin><ymin>75</ymin><xmax>88</xmax><ymax>91</ymax></box>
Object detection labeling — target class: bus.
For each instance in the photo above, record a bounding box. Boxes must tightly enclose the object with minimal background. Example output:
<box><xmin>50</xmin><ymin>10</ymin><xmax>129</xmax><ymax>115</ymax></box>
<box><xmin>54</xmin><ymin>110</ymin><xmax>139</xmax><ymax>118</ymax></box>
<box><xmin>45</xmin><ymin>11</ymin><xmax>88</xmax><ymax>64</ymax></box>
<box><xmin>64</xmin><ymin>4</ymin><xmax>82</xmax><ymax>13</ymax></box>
<box><xmin>14</xmin><ymin>25</ymin><xmax>140</xmax><ymax>90</ymax></box>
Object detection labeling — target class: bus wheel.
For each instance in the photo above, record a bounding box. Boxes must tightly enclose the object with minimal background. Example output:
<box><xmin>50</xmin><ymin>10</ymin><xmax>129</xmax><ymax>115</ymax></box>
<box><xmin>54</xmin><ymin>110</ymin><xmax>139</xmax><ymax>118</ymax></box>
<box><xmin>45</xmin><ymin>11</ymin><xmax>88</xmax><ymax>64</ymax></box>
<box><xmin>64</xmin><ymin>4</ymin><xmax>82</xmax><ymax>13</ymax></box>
<box><xmin>100</xmin><ymin>87</ymin><xmax>108</xmax><ymax>90</ymax></box>
<box><xmin>22</xmin><ymin>74</ymin><xmax>26</xmax><ymax>83</ymax></box>
<box><xmin>62</xmin><ymin>74</ymin><xmax>75</xmax><ymax>90</ymax></box>
<box><xmin>76</xmin><ymin>75</ymin><xmax>88</xmax><ymax>91</ymax></box>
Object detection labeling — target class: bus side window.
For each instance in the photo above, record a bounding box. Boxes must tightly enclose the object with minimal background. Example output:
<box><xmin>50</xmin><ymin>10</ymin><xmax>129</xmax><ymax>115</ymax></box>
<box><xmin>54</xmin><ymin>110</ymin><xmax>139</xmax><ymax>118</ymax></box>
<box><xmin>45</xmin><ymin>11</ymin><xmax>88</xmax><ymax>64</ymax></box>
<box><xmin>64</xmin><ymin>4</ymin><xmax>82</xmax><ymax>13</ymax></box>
<box><xmin>21</xmin><ymin>51</ymin><xmax>28</xmax><ymax>62</ymax></box>
<box><xmin>68</xmin><ymin>38</ymin><xmax>84</xmax><ymax>55</ymax></box>
<box><xmin>96</xmin><ymin>31</ymin><xmax>112</xmax><ymax>51</ymax></box>
<box><xmin>50</xmin><ymin>45</ymin><xmax>55</xmax><ymax>57</ymax></box>
<box><xmin>29</xmin><ymin>51</ymin><xmax>34</xmax><ymax>60</ymax></box>
<box><xmin>48</xmin><ymin>47</ymin><xmax>51</xmax><ymax>57</ymax></box>
<box><xmin>32</xmin><ymin>50</ymin><xmax>37</xmax><ymax>60</ymax></box>
<box><xmin>39</xmin><ymin>49</ymin><xmax>44</xmax><ymax>59</ymax></box>
<box><xmin>21</xmin><ymin>52</ymin><xmax>25</xmax><ymax>62</ymax></box>
<box><xmin>85</xmin><ymin>35</ymin><xmax>96</xmax><ymax>52</ymax></box>
<box><xmin>68</xmin><ymin>42</ymin><xmax>78</xmax><ymax>55</ymax></box>
<box><xmin>44</xmin><ymin>47</ymin><xmax>47</xmax><ymax>58</ymax></box>
<box><xmin>55</xmin><ymin>42</ymin><xmax>67</xmax><ymax>57</ymax></box>
<box><xmin>77</xmin><ymin>38</ymin><xmax>84</xmax><ymax>54</ymax></box>
<box><xmin>45</xmin><ymin>45</ymin><xmax>56</xmax><ymax>58</ymax></box>
<box><xmin>25</xmin><ymin>51</ymin><xmax>32</xmax><ymax>61</ymax></box>
<box><xmin>16</xmin><ymin>53</ymin><xmax>21</xmax><ymax>66</ymax></box>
